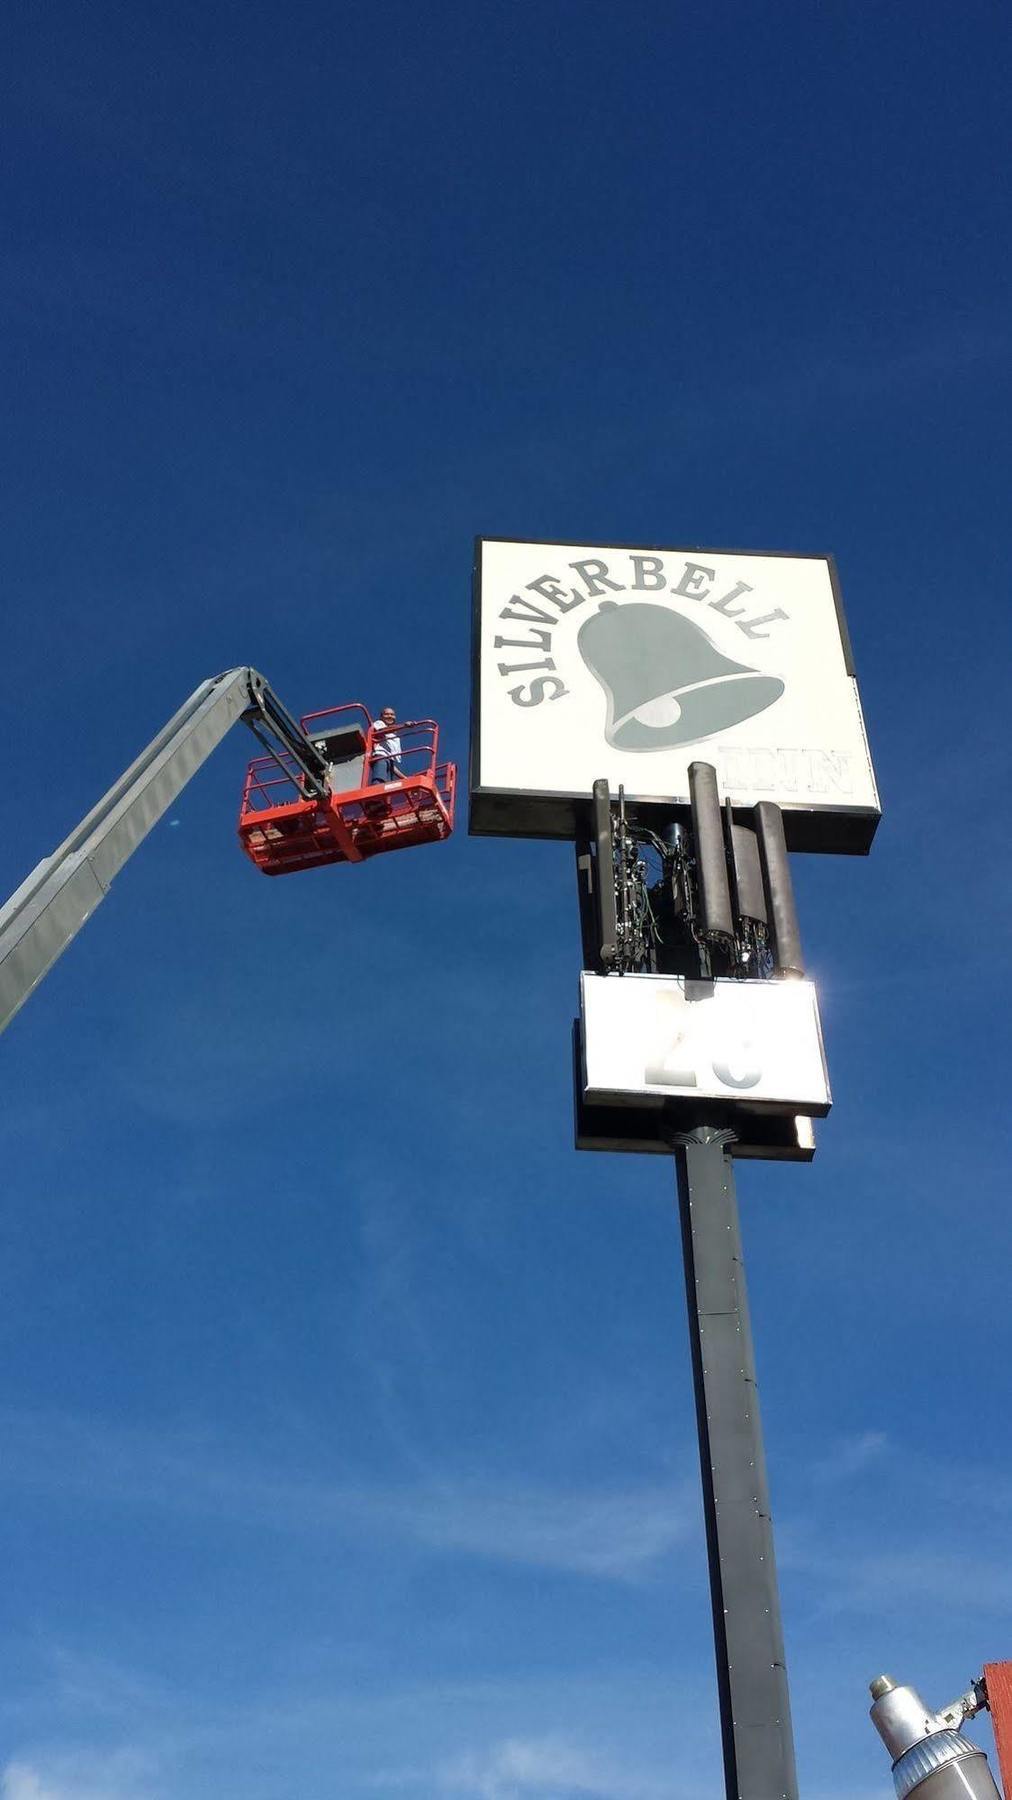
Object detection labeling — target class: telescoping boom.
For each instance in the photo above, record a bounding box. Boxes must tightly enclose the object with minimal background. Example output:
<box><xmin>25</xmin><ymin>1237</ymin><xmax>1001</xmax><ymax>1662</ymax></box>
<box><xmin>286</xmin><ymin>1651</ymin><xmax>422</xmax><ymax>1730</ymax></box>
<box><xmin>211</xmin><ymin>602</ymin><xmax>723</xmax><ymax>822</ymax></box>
<box><xmin>0</xmin><ymin>667</ymin><xmax>458</xmax><ymax>1039</ymax></box>
<box><xmin>0</xmin><ymin>668</ymin><xmax>328</xmax><ymax>1037</ymax></box>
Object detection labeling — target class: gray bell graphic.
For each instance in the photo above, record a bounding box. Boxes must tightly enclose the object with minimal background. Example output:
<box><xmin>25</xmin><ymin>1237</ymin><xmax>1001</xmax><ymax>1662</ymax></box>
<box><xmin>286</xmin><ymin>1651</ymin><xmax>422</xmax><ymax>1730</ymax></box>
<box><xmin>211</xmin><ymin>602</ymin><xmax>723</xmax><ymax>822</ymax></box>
<box><xmin>577</xmin><ymin>600</ymin><xmax>785</xmax><ymax>750</ymax></box>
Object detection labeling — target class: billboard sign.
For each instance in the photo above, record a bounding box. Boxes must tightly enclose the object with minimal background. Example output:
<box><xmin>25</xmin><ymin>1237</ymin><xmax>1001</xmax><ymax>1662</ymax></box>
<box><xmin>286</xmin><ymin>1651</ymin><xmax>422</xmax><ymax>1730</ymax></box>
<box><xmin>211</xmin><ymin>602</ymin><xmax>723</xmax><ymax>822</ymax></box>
<box><xmin>580</xmin><ymin>973</ymin><xmax>831</xmax><ymax>1116</ymax></box>
<box><xmin>471</xmin><ymin>539</ymin><xmax>880</xmax><ymax>851</ymax></box>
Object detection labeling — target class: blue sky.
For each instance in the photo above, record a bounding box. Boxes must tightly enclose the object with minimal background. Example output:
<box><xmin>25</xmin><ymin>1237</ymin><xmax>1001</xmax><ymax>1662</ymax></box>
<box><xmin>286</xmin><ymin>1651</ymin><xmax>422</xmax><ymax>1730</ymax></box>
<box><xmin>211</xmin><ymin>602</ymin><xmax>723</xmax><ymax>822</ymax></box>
<box><xmin>2</xmin><ymin>2</ymin><xmax>1011</xmax><ymax>1796</ymax></box>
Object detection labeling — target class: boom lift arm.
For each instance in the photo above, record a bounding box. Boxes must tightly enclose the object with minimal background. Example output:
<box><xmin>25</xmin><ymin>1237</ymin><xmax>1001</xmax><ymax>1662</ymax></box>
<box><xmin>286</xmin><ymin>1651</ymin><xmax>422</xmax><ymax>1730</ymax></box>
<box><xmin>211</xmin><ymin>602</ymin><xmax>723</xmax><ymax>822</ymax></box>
<box><xmin>0</xmin><ymin>666</ymin><xmax>331</xmax><ymax>1037</ymax></box>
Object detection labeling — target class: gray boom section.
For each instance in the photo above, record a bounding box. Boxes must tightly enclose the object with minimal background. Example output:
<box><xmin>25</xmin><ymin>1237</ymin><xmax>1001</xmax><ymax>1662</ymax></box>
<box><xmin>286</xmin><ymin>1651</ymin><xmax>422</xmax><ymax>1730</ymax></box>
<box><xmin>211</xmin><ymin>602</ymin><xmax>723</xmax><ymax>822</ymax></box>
<box><xmin>0</xmin><ymin>666</ymin><xmax>267</xmax><ymax>1036</ymax></box>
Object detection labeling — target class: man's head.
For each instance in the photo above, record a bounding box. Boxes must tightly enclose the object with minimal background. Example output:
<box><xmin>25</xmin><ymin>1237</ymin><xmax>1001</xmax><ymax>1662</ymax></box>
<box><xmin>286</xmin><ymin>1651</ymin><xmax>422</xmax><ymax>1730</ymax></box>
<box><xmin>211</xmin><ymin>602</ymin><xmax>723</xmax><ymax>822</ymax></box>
<box><xmin>378</xmin><ymin>706</ymin><xmax>397</xmax><ymax>726</ymax></box>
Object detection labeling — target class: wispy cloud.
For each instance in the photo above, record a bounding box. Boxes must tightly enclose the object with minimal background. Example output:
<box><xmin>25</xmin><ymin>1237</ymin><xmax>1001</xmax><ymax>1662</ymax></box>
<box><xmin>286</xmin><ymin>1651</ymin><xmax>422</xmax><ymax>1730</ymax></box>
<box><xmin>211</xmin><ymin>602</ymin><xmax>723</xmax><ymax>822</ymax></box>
<box><xmin>0</xmin><ymin>1659</ymin><xmax>720</xmax><ymax>1800</ymax></box>
<box><xmin>0</xmin><ymin>1408</ymin><xmax>692</xmax><ymax>1583</ymax></box>
<box><xmin>411</xmin><ymin>1483</ymin><xmax>693</xmax><ymax>1579</ymax></box>
<box><xmin>378</xmin><ymin>1731</ymin><xmax>698</xmax><ymax>1800</ymax></box>
<box><xmin>780</xmin><ymin>1509</ymin><xmax>1012</xmax><ymax>1621</ymax></box>
<box><xmin>810</xmin><ymin>1430</ymin><xmax>888</xmax><ymax>1484</ymax></box>
<box><xmin>3</xmin><ymin>1770</ymin><xmax>65</xmax><ymax>1800</ymax></box>
<box><xmin>823</xmin><ymin>1547</ymin><xmax>1012</xmax><ymax>1617</ymax></box>
<box><xmin>436</xmin><ymin>1733</ymin><xmax>675</xmax><ymax>1800</ymax></box>
<box><xmin>0</xmin><ymin>1748</ymin><xmax>156</xmax><ymax>1800</ymax></box>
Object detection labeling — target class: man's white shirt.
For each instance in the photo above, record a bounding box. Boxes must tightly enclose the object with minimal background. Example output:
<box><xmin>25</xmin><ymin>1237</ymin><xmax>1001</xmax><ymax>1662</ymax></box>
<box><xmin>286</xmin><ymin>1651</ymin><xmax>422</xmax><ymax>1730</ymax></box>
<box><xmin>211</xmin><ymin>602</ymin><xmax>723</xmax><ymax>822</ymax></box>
<box><xmin>374</xmin><ymin>727</ymin><xmax>402</xmax><ymax>760</ymax></box>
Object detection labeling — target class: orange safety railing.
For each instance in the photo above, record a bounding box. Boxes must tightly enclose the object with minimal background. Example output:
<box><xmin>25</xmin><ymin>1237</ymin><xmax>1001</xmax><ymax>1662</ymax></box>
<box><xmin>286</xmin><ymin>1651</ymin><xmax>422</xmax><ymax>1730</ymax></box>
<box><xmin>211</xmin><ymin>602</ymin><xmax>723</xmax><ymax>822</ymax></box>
<box><xmin>237</xmin><ymin>702</ymin><xmax>455</xmax><ymax>874</ymax></box>
<box><xmin>239</xmin><ymin>705</ymin><xmax>449</xmax><ymax>815</ymax></box>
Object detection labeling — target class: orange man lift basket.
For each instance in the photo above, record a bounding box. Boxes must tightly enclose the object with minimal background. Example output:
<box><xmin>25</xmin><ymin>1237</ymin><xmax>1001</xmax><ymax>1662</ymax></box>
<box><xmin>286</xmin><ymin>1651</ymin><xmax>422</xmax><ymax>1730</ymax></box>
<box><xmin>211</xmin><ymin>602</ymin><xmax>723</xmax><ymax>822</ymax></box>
<box><xmin>0</xmin><ymin>669</ymin><xmax>454</xmax><ymax>1038</ymax></box>
<box><xmin>238</xmin><ymin>703</ymin><xmax>456</xmax><ymax>876</ymax></box>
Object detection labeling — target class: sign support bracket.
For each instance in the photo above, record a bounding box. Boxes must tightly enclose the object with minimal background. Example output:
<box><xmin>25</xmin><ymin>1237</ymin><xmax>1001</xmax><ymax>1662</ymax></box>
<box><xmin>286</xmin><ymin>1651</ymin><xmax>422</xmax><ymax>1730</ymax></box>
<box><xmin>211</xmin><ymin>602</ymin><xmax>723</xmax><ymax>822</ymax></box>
<box><xmin>674</xmin><ymin>1127</ymin><xmax>799</xmax><ymax>1800</ymax></box>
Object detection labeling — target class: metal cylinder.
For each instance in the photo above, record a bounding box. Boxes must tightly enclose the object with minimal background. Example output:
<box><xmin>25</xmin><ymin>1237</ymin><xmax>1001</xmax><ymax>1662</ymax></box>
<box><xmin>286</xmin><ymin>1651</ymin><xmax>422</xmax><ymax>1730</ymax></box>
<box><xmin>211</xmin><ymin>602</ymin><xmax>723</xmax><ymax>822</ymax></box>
<box><xmin>870</xmin><ymin>1678</ymin><xmax>937</xmax><ymax>1761</ymax></box>
<box><xmin>730</xmin><ymin>822</ymin><xmax>767</xmax><ymax>925</ymax></box>
<box><xmin>591</xmin><ymin>779</ymin><xmax>618</xmax><ymax>965</ymax></box>
<box><xmin>754</xmin><ymin>801</ymin><xmax>804</xmax><ymax>975</ymax></box>
<box><xmin>869</xmin><ymin>1679</ymin><xmax>1002</xmax><ymax>1800</ymax></box>
<box><xmin>689</xmin><ymin>762</ymin><xmax>733</xmax><ymax>940</ymax></box>
<box><xmin>891</xmin><ymin>1737</ymin><xmax>1001</xmax><ymax>1800</ymax></box>
<box><xmin>659</xmin><ymin>820</ymin><xmax>687</xmax><ymax>853</ymax></box>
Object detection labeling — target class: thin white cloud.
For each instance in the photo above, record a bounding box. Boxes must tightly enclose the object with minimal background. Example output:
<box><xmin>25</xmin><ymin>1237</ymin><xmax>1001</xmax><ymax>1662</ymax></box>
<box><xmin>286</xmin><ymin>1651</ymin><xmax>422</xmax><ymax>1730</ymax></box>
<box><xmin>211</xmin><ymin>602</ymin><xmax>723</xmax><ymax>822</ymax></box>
<box><xmin>408</xmin><ymin>1483</ymin><xmax>693</xmax><ymax>1579</ymax></box>
<box><xmin>1</xmin><ymin>1662</ymin><xmax>720</xmax><ymax>1800</ymax></box>
<box><xmin>2</xmin><ymin>1771</ymin><xmax>56</xmax><ymax>1800</ymax></box>
<box><xmin>0</xmin><ymin>1408</ymin><xmax>692</xmax><ymax>1583</ymax></box>
<box><xmin>810</xmin><ymin>1430</ymin><xmax>888</xmax><ymax>1484</ymax></box>
<box><xmin>437</xmin><ymin>1733</ymin><xmax>681</xmax><ymax>1800</ymax></box>
<box><xmin>832</xmin><ymin>1547</ymin><xmax>1012</xmax><ymax>1616</ymax></box>
<box><xmin>0</xmin><ymin>1750</ymin><xmax>155</xmax><ymax>1800</ymax></box>
<box><xmin>780</xmin><ymin>1523</ymin><xmax>1012</xmax><ymax>1621</ymax></box>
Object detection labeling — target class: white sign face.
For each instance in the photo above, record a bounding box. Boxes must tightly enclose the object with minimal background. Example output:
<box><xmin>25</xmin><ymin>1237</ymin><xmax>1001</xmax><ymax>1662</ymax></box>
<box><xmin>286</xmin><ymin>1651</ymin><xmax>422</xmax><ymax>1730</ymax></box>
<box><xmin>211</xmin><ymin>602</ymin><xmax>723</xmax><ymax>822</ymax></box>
<box><xmin>471</xmin><ymin>539</ymin><xmax>879</xmax><ymax>851</ymax></box>
<box><xmin>581</xmin><ymin>973</ymin><xmax>831</xmax><ymax>1115</ymax></box>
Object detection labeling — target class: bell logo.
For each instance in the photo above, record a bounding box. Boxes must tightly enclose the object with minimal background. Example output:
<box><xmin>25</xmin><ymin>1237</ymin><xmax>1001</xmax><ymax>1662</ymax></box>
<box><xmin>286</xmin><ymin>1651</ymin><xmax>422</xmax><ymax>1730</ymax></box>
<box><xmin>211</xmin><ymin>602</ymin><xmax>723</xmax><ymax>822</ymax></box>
<box><xmin>577</xmin><ymin>600</ymin><xmax>785</xmax><ymax>751</ymax></box>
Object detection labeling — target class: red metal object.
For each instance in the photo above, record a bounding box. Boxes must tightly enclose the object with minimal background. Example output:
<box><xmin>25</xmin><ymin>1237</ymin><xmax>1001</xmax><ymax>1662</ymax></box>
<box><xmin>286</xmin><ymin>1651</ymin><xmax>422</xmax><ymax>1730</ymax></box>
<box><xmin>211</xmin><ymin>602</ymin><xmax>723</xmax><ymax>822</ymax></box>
<box><xmin>985</xmin><ymin>1663</ymin><xmax>1012</xmax><ymax>1797</ymax></box>
<box><xmin>237</xmin><ymin>702</ymin><xmax>456</xmax><ymax>876</ymax></box>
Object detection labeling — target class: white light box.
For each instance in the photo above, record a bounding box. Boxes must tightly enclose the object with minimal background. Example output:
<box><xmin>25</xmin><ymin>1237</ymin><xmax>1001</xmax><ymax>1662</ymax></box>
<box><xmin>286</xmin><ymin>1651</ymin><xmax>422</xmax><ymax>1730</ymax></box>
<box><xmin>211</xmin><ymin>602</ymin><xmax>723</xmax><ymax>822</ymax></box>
<box><xmin>580</xmin><ymin>973</ymin><xmax>831</xmax><ymax>1117</ymax></box>
<box><xmin>471</xmin><ymin>539</ymin><xmax>880</xmax><ymax>852</ymax></box>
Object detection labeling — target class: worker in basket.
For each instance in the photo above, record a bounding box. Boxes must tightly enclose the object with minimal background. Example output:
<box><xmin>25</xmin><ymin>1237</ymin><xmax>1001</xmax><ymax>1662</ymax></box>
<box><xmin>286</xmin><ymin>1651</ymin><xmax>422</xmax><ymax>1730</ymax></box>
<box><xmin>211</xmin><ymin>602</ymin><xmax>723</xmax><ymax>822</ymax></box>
<box><xmin>370</xmin><ymin>706</ymin><xmax>404</xmax><ymax>784</ymax></box>
<box><xmin>238</xmin><ymin>689</ymin><xmax>453</xmax><ymax>873</ymax></box>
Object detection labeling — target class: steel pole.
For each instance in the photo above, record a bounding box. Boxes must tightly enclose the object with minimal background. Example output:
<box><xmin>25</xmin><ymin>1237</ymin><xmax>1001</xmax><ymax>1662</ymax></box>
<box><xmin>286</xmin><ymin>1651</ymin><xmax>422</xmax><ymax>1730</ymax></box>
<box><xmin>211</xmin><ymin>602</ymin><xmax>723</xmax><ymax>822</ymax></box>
<box><xmin>674</xmin><ymin>1128</ymin><xmax>798</xmax><ymax>1800</ymax></box>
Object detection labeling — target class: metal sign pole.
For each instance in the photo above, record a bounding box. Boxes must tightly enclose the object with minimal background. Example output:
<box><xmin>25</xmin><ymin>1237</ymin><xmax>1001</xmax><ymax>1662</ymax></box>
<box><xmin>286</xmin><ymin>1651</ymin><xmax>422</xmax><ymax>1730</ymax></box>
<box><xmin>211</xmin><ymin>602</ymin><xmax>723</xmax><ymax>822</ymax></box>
<box><xmin>472</xmin><ymin>543</ymin><xmax>881</xmax><ymax>1791</ymax></box>
<box><xmin>675</xmin><ymin>1128</ymin><xmax>799</xmax><ymax>1800</ymax></box>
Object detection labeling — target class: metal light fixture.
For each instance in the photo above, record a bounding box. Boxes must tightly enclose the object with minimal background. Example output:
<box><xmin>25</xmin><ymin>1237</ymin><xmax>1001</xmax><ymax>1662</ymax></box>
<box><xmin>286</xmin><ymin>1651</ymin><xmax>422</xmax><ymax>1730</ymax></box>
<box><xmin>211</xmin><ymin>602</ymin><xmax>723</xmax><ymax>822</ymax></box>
<box><xmin>869</xmin><ymin>1672</ymin><xmax>1001</xmax><ymax>1799</ymax></box>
